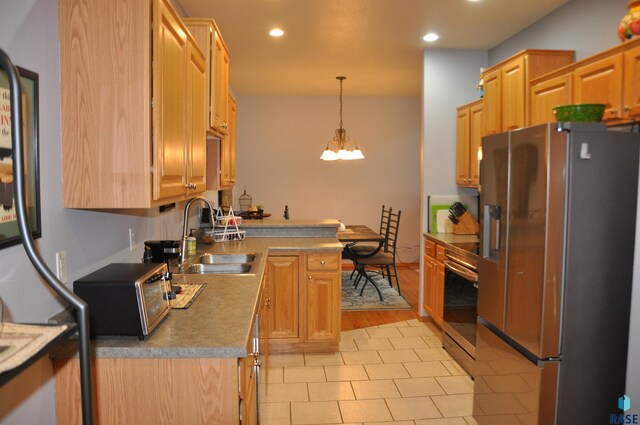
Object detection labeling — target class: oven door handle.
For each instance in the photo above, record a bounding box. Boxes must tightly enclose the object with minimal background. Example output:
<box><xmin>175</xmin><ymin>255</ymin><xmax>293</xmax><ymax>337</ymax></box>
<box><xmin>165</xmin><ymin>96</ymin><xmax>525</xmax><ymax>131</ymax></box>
<box><xmin>444</xmin><ymin>260</ymin><xmax>479</xmax><ymax>283</ymax></box>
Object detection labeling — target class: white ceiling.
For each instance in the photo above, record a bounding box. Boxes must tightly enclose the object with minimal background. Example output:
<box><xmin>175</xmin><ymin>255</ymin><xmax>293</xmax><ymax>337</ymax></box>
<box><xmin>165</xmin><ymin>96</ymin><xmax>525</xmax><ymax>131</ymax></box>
<box><xmin>177</xmin><ymin>0</ymin><xmax>571</xmax><ymax>96</ymax></box>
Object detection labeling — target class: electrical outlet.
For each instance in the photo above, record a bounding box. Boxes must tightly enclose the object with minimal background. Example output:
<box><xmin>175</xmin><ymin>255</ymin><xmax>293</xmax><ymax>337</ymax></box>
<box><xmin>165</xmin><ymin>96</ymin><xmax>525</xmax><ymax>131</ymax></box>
<box><xmin>129</xmin><ymin>228</ymin><xmax>135</xmax><ymax>251</ymax></box>
<box><xmin>56</xmin><ymin>251</ymin><xmax>68</xmax><ymax>284</ymax></box>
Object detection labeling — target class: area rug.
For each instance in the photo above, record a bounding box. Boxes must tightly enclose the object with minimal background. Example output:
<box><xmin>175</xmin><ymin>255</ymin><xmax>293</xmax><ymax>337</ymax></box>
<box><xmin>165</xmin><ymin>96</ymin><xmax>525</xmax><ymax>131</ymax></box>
<box><xmin>341</xmin><ymin>271</ymin><xmax>412</xmax><ymax>311</ymax></box>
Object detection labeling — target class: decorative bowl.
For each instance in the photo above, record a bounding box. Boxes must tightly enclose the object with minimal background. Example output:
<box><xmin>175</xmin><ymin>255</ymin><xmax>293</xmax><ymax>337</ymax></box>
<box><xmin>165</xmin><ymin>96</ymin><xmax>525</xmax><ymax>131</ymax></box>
<box><xmin>552</xmin><ymin>104</ymin><xmax>605</xmax><ymax>122</ymax></box>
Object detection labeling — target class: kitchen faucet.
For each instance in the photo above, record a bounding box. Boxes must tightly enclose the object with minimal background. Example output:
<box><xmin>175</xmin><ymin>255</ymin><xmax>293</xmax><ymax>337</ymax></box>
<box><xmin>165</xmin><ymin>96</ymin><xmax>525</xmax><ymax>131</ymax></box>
<box><xmin>179</xmin><ymin>196</ymin><xmax>216</xmax><ymax>263</ymax></box>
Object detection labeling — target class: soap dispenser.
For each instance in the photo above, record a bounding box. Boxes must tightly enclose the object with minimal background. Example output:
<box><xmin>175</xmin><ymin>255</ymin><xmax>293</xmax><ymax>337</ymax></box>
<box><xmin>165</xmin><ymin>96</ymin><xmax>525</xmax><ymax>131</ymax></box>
<box><xmin>187</xmin><ymin>229</ymin><xmax>197</xmax><ymax>255</ymax></box>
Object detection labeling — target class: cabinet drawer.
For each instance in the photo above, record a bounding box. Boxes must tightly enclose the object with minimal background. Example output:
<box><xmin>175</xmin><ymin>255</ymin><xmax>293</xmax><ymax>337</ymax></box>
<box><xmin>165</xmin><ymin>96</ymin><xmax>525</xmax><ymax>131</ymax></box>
<box><xmin>425</xmin><ymin>239</ymin><xmax>436</xmax><ymax>258</ymax></box>
<box><xmin>436</xmin><ymin>245</ymin><xmax>445</xmax><ymax>262</ymax></box>
<box><xmin>307</xmin><ymin>253</ymin><xmax>340</xmax><ymax>271</ymax></box>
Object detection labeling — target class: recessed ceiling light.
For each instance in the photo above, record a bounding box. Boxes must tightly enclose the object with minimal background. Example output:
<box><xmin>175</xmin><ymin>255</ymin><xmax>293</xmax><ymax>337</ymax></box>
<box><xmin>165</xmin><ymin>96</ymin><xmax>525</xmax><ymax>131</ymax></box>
<box><xmin>422</xmin><ymin>33</ymin><xmax>439</xmax><ymax>42</ymax></box>
<box><xmin>269</xmin><ymin>28</ymin><xmax>285</xmax><ymax>37</ymax></box>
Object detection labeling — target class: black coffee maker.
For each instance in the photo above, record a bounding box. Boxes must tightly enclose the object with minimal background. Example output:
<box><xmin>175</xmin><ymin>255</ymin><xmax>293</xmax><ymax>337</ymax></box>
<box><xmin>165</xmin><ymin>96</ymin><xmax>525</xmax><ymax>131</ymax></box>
<box><xmin>143</xmin><ymin>240</ymin><xmax>181</xmax><ymax>265</ymax></box>
<box><xmin>143</xmin><ymin>240</ymin><xmax>181</xmax><ymax>294</ymax></box>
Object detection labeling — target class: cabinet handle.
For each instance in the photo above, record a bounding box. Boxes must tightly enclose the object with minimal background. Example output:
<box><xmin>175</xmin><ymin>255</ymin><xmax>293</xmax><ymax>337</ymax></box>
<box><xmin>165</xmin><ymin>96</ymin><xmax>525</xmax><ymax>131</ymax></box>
<box><xmin>184</xmin><ymin>183</ymin><xmax>190</xmax><ymax>189</ymax></box>
<box><xmin>308</xmin><ymin>275</ymin><xmax>312</xmax><ymax>281</ymax></box>
<box><xmin>610</xmin><ymin>108</ymin><xmax>618</xmax><ymax>114</ymax></box>
<box><xmin>265</xmin><ymin>298</ymin><xmax>271</xmax><ymax>308</ymax></box>
<box><xmin>191</xmin><ymin>183</ymin><xmax>197</xmax><ymax>190</ymax></box>
<box><xmin>624</xmin><ymin>105</ymin><xmax>632</xmax><ymax>112</ymax></box>
<box><xmin>320</xmin><ymin>260</ymin><xmax>326</xmax><ymax>266</ymax></box>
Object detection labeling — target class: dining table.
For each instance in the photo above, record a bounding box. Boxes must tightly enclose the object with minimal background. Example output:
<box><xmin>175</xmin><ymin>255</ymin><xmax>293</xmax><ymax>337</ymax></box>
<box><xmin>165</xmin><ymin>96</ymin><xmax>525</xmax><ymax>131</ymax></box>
<box><xmin>337</xmin><ymin>224</ymin><xmax>387</xmax><ymax>300</ymax></box>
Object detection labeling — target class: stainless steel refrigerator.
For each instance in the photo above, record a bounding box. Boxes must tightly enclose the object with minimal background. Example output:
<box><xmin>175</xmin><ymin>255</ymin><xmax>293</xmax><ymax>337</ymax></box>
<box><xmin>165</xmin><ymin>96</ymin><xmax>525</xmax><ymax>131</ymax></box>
<box><xmin>473</xmin><ymin>122</ymin><xmax>639</xmax><ymax>425</ymax></box>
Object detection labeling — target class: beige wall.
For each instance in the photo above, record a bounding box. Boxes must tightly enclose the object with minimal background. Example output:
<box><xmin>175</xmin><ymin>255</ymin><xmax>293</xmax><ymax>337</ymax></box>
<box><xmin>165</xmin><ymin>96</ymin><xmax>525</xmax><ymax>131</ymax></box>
<box><xmin>234</xmin><ymin>95</ymin><xmax>422</xmax><ymax>263</ymax></box>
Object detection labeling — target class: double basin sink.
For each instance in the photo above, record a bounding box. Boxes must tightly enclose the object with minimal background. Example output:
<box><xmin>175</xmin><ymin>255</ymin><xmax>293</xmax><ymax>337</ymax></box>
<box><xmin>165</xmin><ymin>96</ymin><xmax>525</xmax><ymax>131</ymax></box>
<box><xmin>180</xmin><ymin>252</ymin><xmax>261</xmax><ymax>276</ymax></box>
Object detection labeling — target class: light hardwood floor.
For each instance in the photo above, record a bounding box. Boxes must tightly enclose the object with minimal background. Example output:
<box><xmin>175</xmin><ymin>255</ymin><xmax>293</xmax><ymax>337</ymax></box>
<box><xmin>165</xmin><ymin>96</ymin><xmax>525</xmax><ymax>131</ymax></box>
<box><xmin>341</xmin><ymin>264</ymin><xmax>428</xmax><ymax>331</ymax></box>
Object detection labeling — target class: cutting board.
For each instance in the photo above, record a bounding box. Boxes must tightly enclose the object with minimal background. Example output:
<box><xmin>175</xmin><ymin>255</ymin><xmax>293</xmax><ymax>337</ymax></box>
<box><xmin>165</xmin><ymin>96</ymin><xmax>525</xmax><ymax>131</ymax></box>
<box><xmin>430</xmin><ymin>205</ymin><xmax>450</xmax><ymax>233</ymax></box>
<box><xmin>427</xmin><ymin>194</ymin><xmax>479</xmax><ymax>232</ymax></box>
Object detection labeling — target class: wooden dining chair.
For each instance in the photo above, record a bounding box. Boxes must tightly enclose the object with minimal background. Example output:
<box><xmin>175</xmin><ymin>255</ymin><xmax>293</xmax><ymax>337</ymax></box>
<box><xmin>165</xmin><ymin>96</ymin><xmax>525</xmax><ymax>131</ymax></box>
<box><xmin>353</xmin><ymin>209</ymin><xmax>402</xmax><ymax>298</ymax></box>
<box><xmin>348</xmin><ymin>205</ymin><xmax>392</xmax><ymax>280</ymax></box>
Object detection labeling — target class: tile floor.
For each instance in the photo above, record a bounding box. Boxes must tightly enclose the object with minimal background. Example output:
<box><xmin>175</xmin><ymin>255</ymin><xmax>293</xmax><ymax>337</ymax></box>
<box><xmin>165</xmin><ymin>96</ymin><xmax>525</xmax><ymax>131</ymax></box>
<box><xmin>261</xmin><ymin>319</ymin><xmax>479</xmax><ymax>425</ymax></box>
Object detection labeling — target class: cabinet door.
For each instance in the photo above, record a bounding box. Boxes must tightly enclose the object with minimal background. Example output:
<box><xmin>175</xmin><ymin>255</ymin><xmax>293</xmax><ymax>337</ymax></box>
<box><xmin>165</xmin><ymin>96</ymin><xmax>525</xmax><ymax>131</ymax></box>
<box><xmin>623</xmin><ymin>44</ymin><xmax>640</xmax><ymax>119</ymax></box>
<box><xmin>266</xmin><ymin>256</ymin><xmax>299</xmax><ymax>339</ymax></box>
<box><xmin>455</xmin><ymin>107</ymin><xmax>471</xmax><ymax>186</ymax></box>
<box><xmin>183</xmin><ymin>20</ymin><xmax>216</xmax><ymax>135</ymax></box>
<box><xmin>153</xmin><ymin>0</ymin><xmax>188</xmax><ymax>200</ymax></box>
<box><xmin>220</xmin><ymin>95</ymin><xmax>237</xmax><ymax>188</ymax></box>
<box><xmin>468</xmin><ymin>102</ymin><xmax>483</xmax><ymax>187</ymax></box>
<box><xmin>306</xmin><ymin>272</ymin><xmax>341</xmax><ymax>341</ymax></box>
<box><xmin>259</xmin><ymin>274</ymin><xmax>269</xmax><ymax>383</ymax></box>
<box><xmin>213</xmin><ymin>32</ymin><xmax>230</xmax><ymax>134</ymax></box>
<box><xmin>423</xmin><ymin>254</ymin><xmax>435</xmax><ymax>318</ymax></box>
<box><xmin>240</xmin><ymin>357</ymin><xmax>257</xmax><ymax>425</ymax></box>
<box><xmin>433</xmin><ymin>248</ymin><xmax>446</xmax><ymax>325</ymax></box>
<box><xmin>573</xmin><ymin>54</ymin><xmax>623</xmax><ymax>121</ymax></box>
<box><xmin>187</xmin><ymin>38</ymin><xmax>207</xmax><ymax>194</ymax></box>
<box><xmin>530</xmin><ymin>73</ymin><xmax>572</xmax><ymax>125</ymax></box>
<box><xmin>482</xmin><ymin>69</ymin><xmax>502</xmax><ymax>136</ymax></box>
<box><xmin>502</xmin><ymin>56</ymin><xmax>526</xmax><ymax>131</ymax></box>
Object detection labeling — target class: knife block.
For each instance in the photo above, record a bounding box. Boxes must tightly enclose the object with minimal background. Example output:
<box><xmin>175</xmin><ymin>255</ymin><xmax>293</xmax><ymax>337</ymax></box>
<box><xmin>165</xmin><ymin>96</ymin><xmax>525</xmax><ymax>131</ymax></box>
<box><xmin>453</xmin><ymin>211</ymin><xmax>479</xmax><ymax>235</ymax></box>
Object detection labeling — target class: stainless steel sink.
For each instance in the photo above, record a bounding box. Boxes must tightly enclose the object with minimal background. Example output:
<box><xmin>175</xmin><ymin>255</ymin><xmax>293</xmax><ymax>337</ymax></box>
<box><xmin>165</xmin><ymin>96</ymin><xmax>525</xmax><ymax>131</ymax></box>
<box><xmin>197</xmin><ymin>253</ymin><xmax>257</xmax><ymax>264</ymax></box>
<box><xmin>180</xmin><ymin>252</ymin><xmax>261</xmax><ymax>275</ymax></box>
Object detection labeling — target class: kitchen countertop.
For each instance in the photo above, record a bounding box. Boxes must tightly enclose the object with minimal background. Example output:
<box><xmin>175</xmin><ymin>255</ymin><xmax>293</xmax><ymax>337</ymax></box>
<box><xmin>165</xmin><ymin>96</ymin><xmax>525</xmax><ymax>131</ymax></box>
<box><xmin>51</xmin><ymin>237</ymin><xmax>342</xmax><ymax>360</ymax></box>
<box><xmin>238</xmin><ymin>218</ymin><xmax>340</xmax><ymax>237</ymax></box>
<box><xmin>423</xmin><ymin>232</ymin><xmax>479</xmax><ymax>245</ymax></box>
<box><xmin>239</xmin><ymin>218</ymin><xmax>339</xmax><ymax>228</ymax></box>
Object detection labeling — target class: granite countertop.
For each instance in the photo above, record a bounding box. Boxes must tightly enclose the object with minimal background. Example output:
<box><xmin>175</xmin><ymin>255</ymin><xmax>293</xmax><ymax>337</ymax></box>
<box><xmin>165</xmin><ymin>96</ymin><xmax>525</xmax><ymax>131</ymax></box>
<box><xmin>239</xmin><ymin>218</ymin><xmax>340</xmax><ymax>228</ymax></box>
<box><xmin>52</xmin><ymin>237</ymin><xmax>342</xmax><ymax>360</ymax></box>
<box><xmin>423</xmin><ymin>232</ymin><xmax>479</xmax><ymax>245</ymax></box>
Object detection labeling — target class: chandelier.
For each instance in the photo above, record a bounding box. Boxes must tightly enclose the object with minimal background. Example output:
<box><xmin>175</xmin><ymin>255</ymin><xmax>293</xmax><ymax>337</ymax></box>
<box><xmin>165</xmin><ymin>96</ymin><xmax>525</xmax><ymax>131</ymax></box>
<box><xmin>320</xmin><ymin>76</ymin><xmax>364</xmax><ymax>161</ymax></box>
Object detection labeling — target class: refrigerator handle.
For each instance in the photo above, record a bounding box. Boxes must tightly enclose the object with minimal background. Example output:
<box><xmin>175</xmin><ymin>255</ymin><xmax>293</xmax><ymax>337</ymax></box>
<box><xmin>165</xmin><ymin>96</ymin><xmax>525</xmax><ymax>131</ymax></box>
<box><xmin>483</xmin><ymin>205</ymin><xmax>502</xmax><ymax>260</ymax></box>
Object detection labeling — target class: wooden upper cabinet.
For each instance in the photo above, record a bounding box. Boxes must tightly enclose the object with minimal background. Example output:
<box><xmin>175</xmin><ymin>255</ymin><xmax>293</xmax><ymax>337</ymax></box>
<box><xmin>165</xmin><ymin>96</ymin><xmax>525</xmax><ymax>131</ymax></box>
<box><xmin>530</xmin><ymin>73</ymin><xmax>572</xmax><ymax>125</ymax></box>
<box><xmin>187</xmin><ymin>38</ymin><xmax>207</xmax><ymax>194</ymax></box>
<box><xmin>59</xmin><ymin>0</ymin><xmax>206</xmax><ymax>208</ymax></box>
<box><xmin>220</xmin><ymin>95</ymin><xmax>237</xmax><ymax>189</ymax></box>
<box><xmin>502</xmin><ymin>56</ymin><xmax>526</xmax><ymax>131</ymax></box>
<box><xmin>455</xmin><ymin>106</ymin><xmax>470</xmax><ymax>186</ymax></box>
<box><xmin>530</xmin><ymin>37</ymin><xmax>640</xmax><ymax>125</ymax></box>
<box><xmin>153</xmin><ymin>0</ymin><xmax>188</xmax><ymax>200</ymax></box>
<box><xmin>468</xmin><ymin>102</ymin><xmax>483</xmax><ymax>187</ymax></box>
<box><xmin>482</xmin><ymin>50</ymin><xmax>574</xmax><ymax>136</ymax></box>
<box><xmin>573</xmin><ymin>54</ymin><xmax>624</xmax><ymax>122</ymax></box>
<box><xmin>214</xmin><ymin>33</ymin><xmax>231</xmax><ymax>135</ymax></box>
<box><xmin>482</xmin><ymin>69</ymin><xmax>502</xmax><ymax>136</ymax></box>
<box><xmin>183</xmin><ymin>19</ymin><xmax>231</xmax><ymax>137</ymax></box>
<box><xmin>456</xmin><ymin>100</ymin><xmax>482</xmax><ymax>188</ymax></box>
<box><xmin>623</xmin><ymin>44</ymin><xmax>640</xmax><ymax>119</ymax></box>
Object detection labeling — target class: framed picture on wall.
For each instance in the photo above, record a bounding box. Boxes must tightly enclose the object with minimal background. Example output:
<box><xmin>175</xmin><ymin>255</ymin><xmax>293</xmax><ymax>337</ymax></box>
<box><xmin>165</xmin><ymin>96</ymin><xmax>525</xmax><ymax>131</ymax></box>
<box><xmin>0</xmin><ymin>66</ymin><xmax>41</xmax><ymax>249</ymax></box>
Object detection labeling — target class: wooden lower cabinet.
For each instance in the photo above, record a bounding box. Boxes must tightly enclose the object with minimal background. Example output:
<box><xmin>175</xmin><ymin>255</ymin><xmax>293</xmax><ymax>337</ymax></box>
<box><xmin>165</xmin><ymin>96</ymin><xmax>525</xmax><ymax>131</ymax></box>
<box><xmin>267</xmin><ymin>251</ymin><xmax>341</xmax><ymax>353</ymax></box>
<box><xmin>306</xmin><ymin>271</ymin><xmax>341</xmax><ymax>342</ymax></box>
<box><xmin>54</xmin><ymin>276</ymin><xmax>269</xmax><ymax>425</ymax></box>
<box><xmin>422</xmin><ymin>239</ymin><xmax>444</xmax><ymax>326</ymax></box>
<box><xmin>265</xmin><ymin>255</ymin><xmax>300</xmax><ymax>340</ymax></box>
<box><xmin>53</xmin><ymin>357</ymin><xmax>240</xmax><ymax>425</ymax></box>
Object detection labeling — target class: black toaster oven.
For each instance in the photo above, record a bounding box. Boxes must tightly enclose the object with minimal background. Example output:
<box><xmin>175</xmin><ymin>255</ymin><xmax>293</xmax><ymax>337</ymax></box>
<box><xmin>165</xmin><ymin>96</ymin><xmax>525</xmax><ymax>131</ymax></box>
<box><xmin>73</xmin><ymin>263</ymin><xmax>171</xmax><ymax>339</ymax></box>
